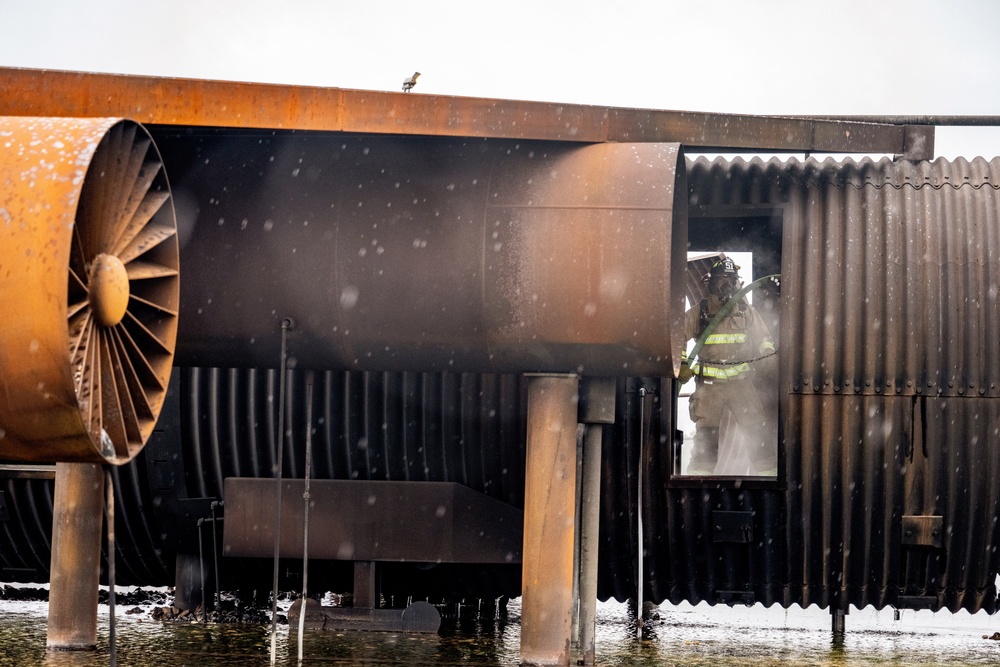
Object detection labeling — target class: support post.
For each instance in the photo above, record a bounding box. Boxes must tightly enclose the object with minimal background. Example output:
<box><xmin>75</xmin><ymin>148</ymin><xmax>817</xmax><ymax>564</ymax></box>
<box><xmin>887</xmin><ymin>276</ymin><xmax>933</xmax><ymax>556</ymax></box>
<box><xmin>521</xmin><ymin>374</ymin><xmax>579</xmax><ymax>667</ymax></box>
<box><xmin>354</xmin><ymin>561</ymin><xmax>379</xmax><ymax>609</ymax></box>
<box><xmin>636</xmin><ymin>387</ymin><xmax>647</xmax><ymax>639</ymax></box>
<box><xmin>47</xmin><ymin>462</ymin><xmax>105</xmax><ymax>650</ymax></box>
<box><xmin>298</xmin><ymin>372</ymin><xmax>315</xmax><ymax>662</ymax></box>
<box><xmin>578</xmin><ymin>426</ymin><xmax>604</xmax><ymax>664</ymax></box>
<box><xmin>832</xmin><ymin>607</ymin><xmax>847</xmax><ymax>637</ymax></box>
<box><xmin>570</xmin><ymin>425</ymin><xmax>584</xmax><ymax>649</ymax></box>
<box><xmin>577</xmin><ymin>378</ymin><xmax>615</xmax><ymax>665</ymax></box>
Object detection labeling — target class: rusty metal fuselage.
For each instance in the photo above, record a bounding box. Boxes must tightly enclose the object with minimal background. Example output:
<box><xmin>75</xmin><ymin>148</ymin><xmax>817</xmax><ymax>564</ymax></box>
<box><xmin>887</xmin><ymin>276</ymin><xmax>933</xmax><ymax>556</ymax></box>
<box><xmin>157</xmin><ymin>131</ymin><xmax>687</xmax><ymax>376</ymax></box>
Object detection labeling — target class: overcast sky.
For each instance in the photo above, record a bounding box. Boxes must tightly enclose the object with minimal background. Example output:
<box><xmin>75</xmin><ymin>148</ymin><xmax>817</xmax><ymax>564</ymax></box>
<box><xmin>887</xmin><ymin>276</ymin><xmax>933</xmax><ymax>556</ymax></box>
<box><xmin>3</xmin><ymin>0</ymin><xmax>999</xmax><ymax>158</ymax></box>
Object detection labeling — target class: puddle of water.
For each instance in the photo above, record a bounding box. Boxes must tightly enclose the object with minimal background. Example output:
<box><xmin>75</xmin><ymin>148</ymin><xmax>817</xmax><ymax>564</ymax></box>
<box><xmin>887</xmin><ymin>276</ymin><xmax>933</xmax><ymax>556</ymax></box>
<box><xmin>1</xmin><ymin>597</ymin><xmax>998</xmax><ymax>666</ymax></box>
<box><xmin>592</xmin><ymin>600</ymin><xmax>1000</xmax><ymax>667</ymax></box>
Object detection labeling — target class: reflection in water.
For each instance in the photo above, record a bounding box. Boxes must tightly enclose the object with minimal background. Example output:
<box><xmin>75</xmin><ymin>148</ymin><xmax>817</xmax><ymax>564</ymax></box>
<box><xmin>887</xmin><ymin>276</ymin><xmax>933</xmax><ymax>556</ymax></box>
<box><xmin>2</xmin><ymin>599</ymin><xmax>999</xmax><ymax>666</ymax></box>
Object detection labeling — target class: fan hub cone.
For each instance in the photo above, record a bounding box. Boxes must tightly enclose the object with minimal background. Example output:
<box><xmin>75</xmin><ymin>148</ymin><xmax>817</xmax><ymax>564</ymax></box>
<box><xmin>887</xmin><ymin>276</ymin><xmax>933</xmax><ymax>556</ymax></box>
<box><xmin>89</xmin><ymin>254</ymin><xmax>130</xmax><ymax>327</ymax></box>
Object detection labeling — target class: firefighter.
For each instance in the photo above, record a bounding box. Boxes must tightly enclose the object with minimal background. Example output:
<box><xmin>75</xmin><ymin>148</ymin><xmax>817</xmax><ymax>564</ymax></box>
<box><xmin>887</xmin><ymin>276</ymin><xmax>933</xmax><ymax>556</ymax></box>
<box><xmin>678</xmin><ymin>257</ymin><xmax>777</xmax><ymax>475</ymax></box>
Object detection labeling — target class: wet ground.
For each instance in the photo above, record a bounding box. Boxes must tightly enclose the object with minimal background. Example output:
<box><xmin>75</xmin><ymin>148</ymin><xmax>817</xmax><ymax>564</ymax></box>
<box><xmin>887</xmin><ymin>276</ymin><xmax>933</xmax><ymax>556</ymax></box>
<box><xmin>1</xmin><ymin>590</ymin><xmax>999</xmax><ymax>666</ymax></box>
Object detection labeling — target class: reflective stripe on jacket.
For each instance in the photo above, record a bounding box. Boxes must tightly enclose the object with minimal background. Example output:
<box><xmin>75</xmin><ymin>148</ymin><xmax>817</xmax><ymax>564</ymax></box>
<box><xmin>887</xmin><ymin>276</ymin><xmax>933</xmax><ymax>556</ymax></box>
<box><xmin>683</xmin><ymin>297</ymin><xmax>774</xmax><ymax>382</ymax></box>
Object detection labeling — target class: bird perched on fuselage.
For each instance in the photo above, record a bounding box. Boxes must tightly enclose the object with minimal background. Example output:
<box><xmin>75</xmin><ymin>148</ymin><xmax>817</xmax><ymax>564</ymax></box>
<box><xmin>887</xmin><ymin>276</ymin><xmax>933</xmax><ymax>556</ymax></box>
<box><xmin>402</xmin><ymin>72</ymin><xmax>420</xmax><ymax>92</ymax></box>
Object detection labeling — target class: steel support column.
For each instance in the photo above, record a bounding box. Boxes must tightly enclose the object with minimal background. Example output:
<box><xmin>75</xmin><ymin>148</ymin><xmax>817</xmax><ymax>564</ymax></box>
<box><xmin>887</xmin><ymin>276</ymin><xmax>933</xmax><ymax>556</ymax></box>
<box><xmin>521</xmin><ymin>374</ymin><xmax>579</xmax><ymax>666</ymax></box>
<box><xmin>578</xmin><ymin>425</ymin><xmax>604</xmax><ymax>663</ymax></box>
<box><xmin>47</xmin><ymin>462</ymin><xmax>105</xmax><ymax>650</ymax></box>
<box><xmin>354</xmin><ymin>561</ymin><xmax>379</xmax><ymax>609</ymax></box>
<box><xmin>577</xmin><ymin>378</ymin><xmax>616</xmax><ymax>664</ymax></box>
<box><xmin>832</xmin><ymin>608</ymin><xmax>847</xmax><ymax>637</ymax></box>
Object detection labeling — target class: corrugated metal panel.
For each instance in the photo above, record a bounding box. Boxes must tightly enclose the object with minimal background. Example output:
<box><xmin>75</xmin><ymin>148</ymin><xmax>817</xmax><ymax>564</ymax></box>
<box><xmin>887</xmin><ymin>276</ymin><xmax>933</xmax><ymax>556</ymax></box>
<box><xmin>163</xmin><ymin>369</ymin><xmax>675</xmax><ymax>604</ymax></box>
<box><xmin>0</xmin><ymin>367</ymin><xmax>531</xmax><ymax>597</ymax></box>
<box><xmin>596</xmin><ymin>378</ymin><xmax>787</xmax><ymax>608</ymax></box>
<box><xmin>780</xmin><ymin>157</ymin><xmax>1000</xmax><ymax>399</ymax></box>
<box><xmin>0</xmin><ymin>464</ymin><xmax>173</xmax><ymax>586</ymax></box>
<box><xmin>785</xmin><ymin>394</ymin><xmax>908</xmax><ymax>611</ymax></box>
<box><xmin>177</xmin><ymin>367</ymin><xmax>527</xmax><ymax>600</ymax></box>
<box><xmin>179</xmin><ymin>368</ymin><xmax>527</xmax><ymax>507</ymax></box>
<box><xmin>0</xmin><ymin>478</ymin><xmax>54</xmax><ymax>583</ymax></box>
<box><xmin>785</xmin><ymin>393</ymin><xmax>1000</xmax><ymax>613</ymax></box>
<box><xmin>687</xmin><ymin>156</ymin><xmax>1000</xmax><ymax>396</ymax></box>
<box><xmin>670</xmin><ymin>155</ymin><xmax>1000</xmax><ymax>614</ymax></box>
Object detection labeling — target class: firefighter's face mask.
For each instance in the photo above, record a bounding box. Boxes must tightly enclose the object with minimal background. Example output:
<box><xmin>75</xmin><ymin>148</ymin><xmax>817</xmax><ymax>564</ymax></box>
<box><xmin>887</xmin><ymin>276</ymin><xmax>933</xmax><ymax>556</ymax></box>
<box><xmin>709</xmin><ymin>273</ymin><xmax>739</xmax><ymax>301</ymax></box>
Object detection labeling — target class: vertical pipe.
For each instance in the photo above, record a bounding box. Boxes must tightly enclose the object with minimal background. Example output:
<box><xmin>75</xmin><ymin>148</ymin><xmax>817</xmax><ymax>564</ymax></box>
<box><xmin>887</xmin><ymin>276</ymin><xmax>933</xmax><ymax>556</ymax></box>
<box><xmin>198</xmin><ymin>519</ymin><xmax>206</xmax><ymax>623</ymax></box>
<box><xmin>211</xmin><ymin>502</ymin><xmax>221</xmax><ymax>614</ymax></box>
<box><xmin>47</xmin><ymin>462</ymin><xmax>105</xmax><ymax>651</ymax></box>
<box><xmin>571</xmin><ymin>425</ymin><xmax>584</xmax><ymax>648</ymax></box>
<box><xmin>270</xmin><ymin>318</ymin><xmax>292</xmax><ymax>665</ymax></box>
<box><xmin>298</xmin><ymin>372</ymin><xmax>315</xmax><ymax>663</ymax></box>
<box><xmin>637</xmin><ymin>387</ymin><xmax>646</xmax><ymax>639</ymax></box>
<box><xmin>578</xmin><ymin>424</ymin><xmax>603</xmax><ymax>665</ymax></box>
<box><xmin>832</xmin><ymin>608</ymin><xmax>847</xmax><ymax>637</ymax></box>
<box><xmin>520</xmin><ymin>374</ymin><xmax>579</xmax><ymax>667</ymax></box>
<box><xmin>105</xmin><ymin>467</ymin><xmax>117</xmax><ymax>667</ymax></box>
<box><xmin>354</xmin><ymin>562</ymin><xmax>378</xmax><ymax>609</ymax></box>
<box><xmin>578</xmin><ymin>377</ymin><xmax>615</xmax><ymax>665</ymax></box>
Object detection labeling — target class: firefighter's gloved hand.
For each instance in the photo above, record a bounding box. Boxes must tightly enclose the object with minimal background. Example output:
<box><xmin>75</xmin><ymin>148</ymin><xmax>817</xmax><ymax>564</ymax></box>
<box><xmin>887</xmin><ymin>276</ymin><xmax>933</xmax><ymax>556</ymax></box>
<box><xmin>677</xmin><ymin>362</ymin><xmax>694</xmax><ymax>384</ymax></box>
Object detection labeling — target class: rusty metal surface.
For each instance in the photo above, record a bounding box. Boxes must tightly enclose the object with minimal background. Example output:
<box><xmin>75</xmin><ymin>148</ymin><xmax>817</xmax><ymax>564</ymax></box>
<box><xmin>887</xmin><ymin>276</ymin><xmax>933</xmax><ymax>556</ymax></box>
<box><xmin>520</xmin><ymin>375</ymin><xmax>579</xmax><ymax>666</ymax></box>
<box><xmin>0</xmin><ymin>67</ymin><xmax>923</xmax><ymax>154</ymax></box>
<box><xmin>808</xmin><ymin>114</ymin><xmax>1000</xmax><ymax>126</ymax></box>
<box><xmin>156</xmin><ymin>132</ymin><xmax>686</xmax><ymax>376</ymax></box>
<box><xmin>223</xmin><ymin>478</ymin><xmax>523</xmax><ymax>563</ymax></box>
<box><xmin>609</xmin><ymin>108</ymin><xmax>924</xmax><ymax>156</ymax></box>
<box><xmin>578</xmin><ymin>423</ymin><xmax>603</xmax><ymax>664</ymax></box>
<box><xmin>0</xmin><ymin>68</ymin><xmax>607</xmax><ymax>141</ymax></box>
<box><xmin>0</xmin><ymin>117</ymin><xmax>179</xmax><ymax>464</ymax></box>
<box><xmin>46</xmin><ymin>463</ymin><xmax>104</xmax><ymax>649</ymax></box>
<box><xmin>0</xmin><ymin>116</ymin><xmax>113</xmax><ymax>463</ymax></box>
<box><xmin>171</xmin><ymin>366</ymin><xmax>530</xmax><ymax>600</ymax></box>
<box><xmin>0</xmin><ymin>464</ymin><xmax>56</xmax><ymax>480</ymax></box>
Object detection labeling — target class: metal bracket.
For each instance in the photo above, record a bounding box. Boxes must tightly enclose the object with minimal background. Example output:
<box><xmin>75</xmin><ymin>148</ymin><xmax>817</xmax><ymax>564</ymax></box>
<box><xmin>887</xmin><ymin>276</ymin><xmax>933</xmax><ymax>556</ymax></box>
<box><xmin>902</xmin><ymin>515</ymin><xmax>944</xmax><ymax>549</ymax></box>
<box><xmin>579</xmin><ymin>377</ymin><xmax>617</xmax><ymax>424</ymax></box>
<box><xmin>896</xmin><ymin>125</ymin><xmax>935</xmax><ymax>161</ymax></box>
<box><xmin>896</xmin><ymin>595</ymin><xmax>939</xmax><ymax>611</ymax></box>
